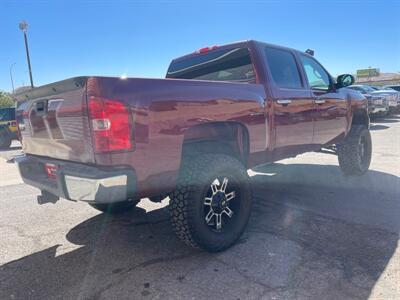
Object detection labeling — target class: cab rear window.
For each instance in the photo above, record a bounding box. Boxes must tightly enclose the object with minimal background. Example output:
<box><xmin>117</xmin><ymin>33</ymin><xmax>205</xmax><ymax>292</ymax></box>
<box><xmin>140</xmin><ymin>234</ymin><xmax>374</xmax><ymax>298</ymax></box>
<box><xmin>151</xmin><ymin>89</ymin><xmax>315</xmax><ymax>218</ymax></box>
<box><xmin>166</xmin><ymin>47</ymin><xmax>256</xmax><ymax>83</ymax></box>
<box><xmin>0</xmin><ymin>108</ymin><xmax>15</xmax><ymax>121</ymax></box>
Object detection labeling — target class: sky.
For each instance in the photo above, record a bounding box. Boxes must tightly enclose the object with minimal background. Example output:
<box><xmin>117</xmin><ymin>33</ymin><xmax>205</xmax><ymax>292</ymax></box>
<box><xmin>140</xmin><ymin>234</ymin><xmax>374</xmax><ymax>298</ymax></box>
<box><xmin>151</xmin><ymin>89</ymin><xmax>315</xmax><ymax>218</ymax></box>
<box><xmin>0</xmin><ymin>0</ymin><xmax>399</xmax><ymax>92</ymax></box>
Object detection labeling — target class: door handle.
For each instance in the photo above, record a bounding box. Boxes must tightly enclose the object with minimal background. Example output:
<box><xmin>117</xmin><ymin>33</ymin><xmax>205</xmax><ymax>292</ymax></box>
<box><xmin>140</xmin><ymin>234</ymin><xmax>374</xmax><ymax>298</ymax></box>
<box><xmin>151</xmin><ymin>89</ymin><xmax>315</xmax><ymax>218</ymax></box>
<box><xmin>315</xmin><ymin>99</ymin><xmax>326</xmax><ymax>105</ymax></box>
<box><xmin>277</xmin><ymin>99</ymin><xmax>292</xmax><ymax>106</ymax></box>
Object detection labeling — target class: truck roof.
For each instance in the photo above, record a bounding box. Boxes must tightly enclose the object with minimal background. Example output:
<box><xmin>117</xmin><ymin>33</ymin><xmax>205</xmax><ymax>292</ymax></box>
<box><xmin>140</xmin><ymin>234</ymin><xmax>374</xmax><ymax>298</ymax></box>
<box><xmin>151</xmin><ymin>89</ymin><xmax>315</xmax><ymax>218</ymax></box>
<box><xmin>171</xmin><ymin>40</ymin><xmax>305</xmax><ymax>63</ymax></box>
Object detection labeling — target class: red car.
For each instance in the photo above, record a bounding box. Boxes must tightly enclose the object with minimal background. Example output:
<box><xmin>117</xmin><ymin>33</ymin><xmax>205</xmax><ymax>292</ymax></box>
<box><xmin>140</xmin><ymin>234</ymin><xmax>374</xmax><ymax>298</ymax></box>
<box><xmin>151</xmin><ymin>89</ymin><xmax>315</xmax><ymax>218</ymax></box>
<box><xmin>15</xmin><ymin>40</ymin><xmax>371</xmax><ymax>252</ymax></box>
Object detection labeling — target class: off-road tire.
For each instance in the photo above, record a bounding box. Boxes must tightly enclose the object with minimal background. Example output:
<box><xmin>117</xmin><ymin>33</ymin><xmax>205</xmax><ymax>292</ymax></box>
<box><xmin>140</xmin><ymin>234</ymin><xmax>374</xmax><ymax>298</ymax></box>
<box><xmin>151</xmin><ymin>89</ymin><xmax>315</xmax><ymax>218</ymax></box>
<box><xmin>169</xmin><ymin>154</ymin><xmax>252</xmax><ymax>252</ymax></box>
<box><xmin>338</xmin><ymin>126</ymin><xmax>372</xmax><ymax>175</ymax></box>
<box><xmin>89</xmin><ymin>199</ymin><xmax>140</xmax><ymax>214</ymax></box>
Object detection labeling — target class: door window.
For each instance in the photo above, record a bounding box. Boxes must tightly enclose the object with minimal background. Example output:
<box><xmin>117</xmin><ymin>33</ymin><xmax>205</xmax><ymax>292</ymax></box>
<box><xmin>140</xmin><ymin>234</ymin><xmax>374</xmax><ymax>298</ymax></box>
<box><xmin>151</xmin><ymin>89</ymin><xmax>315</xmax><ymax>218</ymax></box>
<box><xmin>300</xmin><ymin>55</ymin><xmax>331</xmax><ymax>91</ymax></box>
<box><xmin>264</xmin><ymin>47</ymin><xmax>302</xmax><ymax>89</ymax></box>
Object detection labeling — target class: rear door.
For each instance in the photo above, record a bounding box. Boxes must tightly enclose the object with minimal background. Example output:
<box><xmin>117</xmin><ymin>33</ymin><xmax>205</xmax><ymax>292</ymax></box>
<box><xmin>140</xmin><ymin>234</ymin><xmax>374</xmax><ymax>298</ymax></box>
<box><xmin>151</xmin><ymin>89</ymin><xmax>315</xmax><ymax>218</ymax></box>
<box><xmin>298</xmin><ymin>54</ymin><xmax>348</xmax><ymax>145</ymax></box>
<box><xmin>263</xmin><ymin>46</ymin><xmax>314</xmax><ymax>158</ymax></box>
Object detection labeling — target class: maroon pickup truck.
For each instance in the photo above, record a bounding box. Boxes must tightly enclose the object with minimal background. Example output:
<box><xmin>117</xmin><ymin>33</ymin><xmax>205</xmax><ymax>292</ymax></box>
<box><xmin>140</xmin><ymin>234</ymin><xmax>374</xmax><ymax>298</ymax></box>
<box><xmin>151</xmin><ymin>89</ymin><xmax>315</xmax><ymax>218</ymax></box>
<box><xmin>15</xmin><ymin>40</ymin><xmax>371</xmax><ymax>252</ymax></box>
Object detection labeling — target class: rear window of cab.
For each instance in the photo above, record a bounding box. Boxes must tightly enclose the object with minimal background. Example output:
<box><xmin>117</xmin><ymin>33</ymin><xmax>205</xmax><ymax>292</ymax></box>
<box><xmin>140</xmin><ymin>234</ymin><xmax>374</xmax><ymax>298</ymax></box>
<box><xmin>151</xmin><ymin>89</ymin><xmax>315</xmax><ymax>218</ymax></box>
<box><xmin>166</xmin><ymin>47</ymin><xmax>256</xmax><ymax>83</ymax></box>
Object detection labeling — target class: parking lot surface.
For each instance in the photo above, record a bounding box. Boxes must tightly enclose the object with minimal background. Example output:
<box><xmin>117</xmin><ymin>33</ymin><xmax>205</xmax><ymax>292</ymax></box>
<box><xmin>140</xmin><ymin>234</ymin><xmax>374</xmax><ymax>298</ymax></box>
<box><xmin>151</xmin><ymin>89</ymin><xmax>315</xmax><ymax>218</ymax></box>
<box><xmin>0</xmin><ymin>116</ymin><xmax>399</xmax><ymax>300</ymax></box>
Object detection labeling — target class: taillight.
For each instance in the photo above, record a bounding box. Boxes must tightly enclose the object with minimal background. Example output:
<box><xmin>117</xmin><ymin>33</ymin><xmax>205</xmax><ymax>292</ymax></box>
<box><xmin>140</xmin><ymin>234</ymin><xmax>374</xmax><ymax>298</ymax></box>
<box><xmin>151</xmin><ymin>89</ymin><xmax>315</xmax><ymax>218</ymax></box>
<box><xmin>88</xmin><ymin>96</ymin><xmax>132</xmax><ymax>153</ymax></box>
<box><xmin>195</xmin><ymin>45</ymin><xmax>219</xmax><ymax>54</ymax></box>
<box><xmin>44</xmin><ymin>163</ymin><xmax>58</xmax><ymax>179</ymax></box>
<box><xmin>11</xmin><ymin>121</ymin><xmax>17</xmax><ymax>127</ymax></box>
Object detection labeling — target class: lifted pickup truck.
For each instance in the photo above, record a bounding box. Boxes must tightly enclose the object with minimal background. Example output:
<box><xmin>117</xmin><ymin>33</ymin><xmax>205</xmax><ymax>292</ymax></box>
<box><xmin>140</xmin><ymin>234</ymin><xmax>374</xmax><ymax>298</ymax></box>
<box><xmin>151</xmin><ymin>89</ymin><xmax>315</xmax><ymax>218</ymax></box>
<box><xmin>15</xmin><ymin>40</ymin><xmax>371</xmax><ymax>252</ymax></box>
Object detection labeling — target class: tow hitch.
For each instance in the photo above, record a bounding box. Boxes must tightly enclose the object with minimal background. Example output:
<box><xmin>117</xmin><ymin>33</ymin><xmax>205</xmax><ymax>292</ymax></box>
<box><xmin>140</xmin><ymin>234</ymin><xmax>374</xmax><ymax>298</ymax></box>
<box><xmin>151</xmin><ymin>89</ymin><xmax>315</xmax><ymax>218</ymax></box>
<box><xmin>37</xmin><ymin>190</ymin><xmax>59</xmax><ymax>205</ymax></box>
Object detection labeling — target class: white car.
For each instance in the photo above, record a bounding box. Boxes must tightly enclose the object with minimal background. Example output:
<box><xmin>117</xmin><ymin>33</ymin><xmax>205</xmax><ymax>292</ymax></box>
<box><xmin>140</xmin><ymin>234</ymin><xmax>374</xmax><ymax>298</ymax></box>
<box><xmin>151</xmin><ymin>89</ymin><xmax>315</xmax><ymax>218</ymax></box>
<box><xmin>372</xmin><ymin>87</ymin><xmax>400</xmax><ymax>113</ymax></box>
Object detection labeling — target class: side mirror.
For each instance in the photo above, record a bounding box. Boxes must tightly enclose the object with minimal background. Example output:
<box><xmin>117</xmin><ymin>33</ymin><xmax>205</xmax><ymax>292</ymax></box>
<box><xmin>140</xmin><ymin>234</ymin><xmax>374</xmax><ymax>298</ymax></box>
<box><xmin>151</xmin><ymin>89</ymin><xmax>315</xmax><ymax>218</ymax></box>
<box><xmin>336</xmin><ymin>74</ymin><xmax>355</xmax><ymax>88</ymax></box>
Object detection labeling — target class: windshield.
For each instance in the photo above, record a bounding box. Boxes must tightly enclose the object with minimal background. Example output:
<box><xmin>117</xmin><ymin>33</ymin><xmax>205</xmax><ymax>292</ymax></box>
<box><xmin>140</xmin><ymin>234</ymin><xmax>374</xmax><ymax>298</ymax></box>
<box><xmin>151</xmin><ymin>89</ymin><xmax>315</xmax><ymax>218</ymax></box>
<box><xmin>387</xmin><ymin>86</ymin><xmax>400</xmax><ymax>91</ymax></box>
<box><xmin>362</xmin><ymin>86</ymin><xmax>376</xmax><ymax>92</ymax></box>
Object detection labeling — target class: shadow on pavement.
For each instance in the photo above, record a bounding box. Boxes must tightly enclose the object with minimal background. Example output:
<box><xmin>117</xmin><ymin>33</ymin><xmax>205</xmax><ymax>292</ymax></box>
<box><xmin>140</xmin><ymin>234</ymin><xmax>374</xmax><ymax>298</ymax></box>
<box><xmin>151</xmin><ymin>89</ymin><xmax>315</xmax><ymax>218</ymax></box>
<box><xmin>1</xmin><ymin>164</ymin><xmax>399</xmax><ymax>299</ymax></box>
<box><xmin>0</xmin><ymin>146</ymin><xmax>21</xmax><ymax>152</ymax></box>
<box><xmin>370</xmin><ymin>124</ymin><xmax>389</xmax><ymax>131</ymax></box>
<box><xmin>371</xmin><ymin>118</ymin><xmax>399</xmax><ymax>124</ymax></box>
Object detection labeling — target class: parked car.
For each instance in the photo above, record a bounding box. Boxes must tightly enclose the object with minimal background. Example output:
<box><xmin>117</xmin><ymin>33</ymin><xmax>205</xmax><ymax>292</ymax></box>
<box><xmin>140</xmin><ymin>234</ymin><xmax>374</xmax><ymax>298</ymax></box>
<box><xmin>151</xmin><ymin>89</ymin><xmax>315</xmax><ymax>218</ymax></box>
<box><xmin>383</xmin><ymin>85</ymin><xmax>400</xmax><ymax>92</ymax></box>
<box><xmin>0</xmin><ymin>107</ymin><xmax>18</xmax><ymax>148</ymax></box>
<box><xmin>371</xmin><ymin>87</ymin><xmax>399</xmax><ymax>113</ymax></box>
<box><xmin>348</xmin><ymin>85</ymin><xmax>389</xmax><ymax>117</ymax></box>
<box><xmin>14</xmin><ymin>40</ymin><xmax>371</xmax><ymax>252</ymax></box>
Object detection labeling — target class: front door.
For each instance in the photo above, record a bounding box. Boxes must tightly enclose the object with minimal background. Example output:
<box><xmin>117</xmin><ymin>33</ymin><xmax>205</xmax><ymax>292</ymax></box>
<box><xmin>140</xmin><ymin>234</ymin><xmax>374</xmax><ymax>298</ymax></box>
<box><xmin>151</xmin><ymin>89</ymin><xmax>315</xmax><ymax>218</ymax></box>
<box><xmin>298</xmin><ymin>54</ymin><xmax>348</xmax><ymax>145</ymax></box>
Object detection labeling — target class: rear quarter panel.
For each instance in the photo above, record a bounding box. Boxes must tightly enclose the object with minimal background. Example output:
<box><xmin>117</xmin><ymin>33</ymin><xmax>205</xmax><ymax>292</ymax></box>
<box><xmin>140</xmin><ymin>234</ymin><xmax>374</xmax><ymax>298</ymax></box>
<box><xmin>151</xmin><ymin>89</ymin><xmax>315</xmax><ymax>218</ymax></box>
<box><xmin>88</xmin><ymin>77</ymin><xmax>267</xmax><ymax>197</ymax></box>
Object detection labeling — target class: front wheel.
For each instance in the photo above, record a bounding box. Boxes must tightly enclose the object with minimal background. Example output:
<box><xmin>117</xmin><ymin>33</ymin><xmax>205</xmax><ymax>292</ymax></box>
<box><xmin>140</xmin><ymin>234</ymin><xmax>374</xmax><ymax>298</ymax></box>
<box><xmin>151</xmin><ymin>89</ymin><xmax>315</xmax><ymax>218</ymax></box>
<box><xmin>169</xmin><ymin>154</ymin><xmax>252</xmax><ymax>252</ymax></box>
<box><xmin>337</xmin><ymin>126</ymin><xmax>372</xmax><ymax>175</ymax></box>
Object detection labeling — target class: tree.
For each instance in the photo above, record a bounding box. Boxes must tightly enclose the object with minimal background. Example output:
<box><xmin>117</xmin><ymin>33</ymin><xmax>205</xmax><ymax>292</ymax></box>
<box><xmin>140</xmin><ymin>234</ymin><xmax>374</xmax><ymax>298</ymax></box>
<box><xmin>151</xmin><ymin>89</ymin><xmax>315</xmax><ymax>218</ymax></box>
<box><xmin>0</xmin><ymin>91</ymin><xmax>15</xmax><ymax>108</ymax></box>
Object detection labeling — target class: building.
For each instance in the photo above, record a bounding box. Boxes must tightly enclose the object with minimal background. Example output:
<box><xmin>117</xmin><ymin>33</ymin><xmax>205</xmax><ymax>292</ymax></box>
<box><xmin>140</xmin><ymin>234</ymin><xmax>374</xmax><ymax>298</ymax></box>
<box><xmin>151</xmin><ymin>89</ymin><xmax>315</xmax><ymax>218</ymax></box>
<box><xmin>355</xmin><ymin>72</ymin><xmax>400</xmax><ymax>87</ymax></box>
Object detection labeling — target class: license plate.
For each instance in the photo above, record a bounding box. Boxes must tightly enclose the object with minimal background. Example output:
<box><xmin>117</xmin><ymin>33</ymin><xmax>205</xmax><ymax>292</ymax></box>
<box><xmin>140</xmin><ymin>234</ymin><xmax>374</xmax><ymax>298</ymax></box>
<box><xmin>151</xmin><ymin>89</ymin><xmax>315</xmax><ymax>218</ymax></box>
<box><xmin>374</xmin><ymin>99</ymin><xmax>383</xmax><ymax>105</ymax></box>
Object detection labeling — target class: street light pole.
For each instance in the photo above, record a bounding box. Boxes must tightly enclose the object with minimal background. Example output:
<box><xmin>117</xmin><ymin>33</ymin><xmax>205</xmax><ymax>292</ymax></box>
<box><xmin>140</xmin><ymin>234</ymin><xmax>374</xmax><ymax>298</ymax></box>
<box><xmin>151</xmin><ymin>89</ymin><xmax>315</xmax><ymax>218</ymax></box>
<box><xmin>9</xmin><ymin>63</ymin><xmax>16</xmax><ymax>94</ymax></box>
<box><xmin>19</xmin><ymin>21</ymin><xmax>34</xmax><ymax>88</ymax></box>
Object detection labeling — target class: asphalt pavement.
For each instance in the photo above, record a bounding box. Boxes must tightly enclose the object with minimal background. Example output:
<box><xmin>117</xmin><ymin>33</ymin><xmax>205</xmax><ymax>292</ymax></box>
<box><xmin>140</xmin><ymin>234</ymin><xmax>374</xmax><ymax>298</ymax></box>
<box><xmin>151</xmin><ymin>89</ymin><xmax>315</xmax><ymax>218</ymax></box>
<box><xmin>0</xmin><ymin>116</ymin><xmax>399</xmax><ymax>300</ymax></box>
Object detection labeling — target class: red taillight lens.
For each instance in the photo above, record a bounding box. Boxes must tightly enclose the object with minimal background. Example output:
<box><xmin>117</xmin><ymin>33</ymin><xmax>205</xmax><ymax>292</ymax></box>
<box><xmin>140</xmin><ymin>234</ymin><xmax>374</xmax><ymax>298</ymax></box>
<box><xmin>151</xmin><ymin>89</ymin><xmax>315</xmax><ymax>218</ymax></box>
<box><xmin>44</xmin><ymin>163</ymin><xmax>58</xmax><ymax>179</ymax></box>
<box><xmin>88</xmin><ymin>96</ymin><xmax>132</xmax><ymax>153</ymax></box>
<box><xmin>196</xmin><ymin>45</ymin><xmax>219</xmax><ymax>54</ymax></box>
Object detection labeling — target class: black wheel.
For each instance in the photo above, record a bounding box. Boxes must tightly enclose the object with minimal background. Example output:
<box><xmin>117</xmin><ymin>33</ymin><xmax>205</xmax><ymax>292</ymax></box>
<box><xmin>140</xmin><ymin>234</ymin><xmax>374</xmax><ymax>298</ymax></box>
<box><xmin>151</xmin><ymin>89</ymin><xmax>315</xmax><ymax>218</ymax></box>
<box><xmin>338</xmin><ymin>126</ymin><xmax>372</xmax><ymax>175</ymax></box>
<box><xmin>89</xmin><ymin>199</ymin><xmax>139</xmax><ymax>214</ymax></box>
<box><xmin>169</xmin><ymin>154</ymin><xmax>252</xmax><ymax>252</ymax></box>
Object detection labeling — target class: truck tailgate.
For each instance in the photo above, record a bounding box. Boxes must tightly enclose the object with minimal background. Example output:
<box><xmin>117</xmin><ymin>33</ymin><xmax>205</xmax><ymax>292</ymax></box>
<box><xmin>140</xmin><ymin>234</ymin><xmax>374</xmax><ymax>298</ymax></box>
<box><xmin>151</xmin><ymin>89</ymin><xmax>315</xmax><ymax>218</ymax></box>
<box><xmin>15</xmin><ymin>77</ymin><xmax>94</xmax><ymax>163</ymax></box>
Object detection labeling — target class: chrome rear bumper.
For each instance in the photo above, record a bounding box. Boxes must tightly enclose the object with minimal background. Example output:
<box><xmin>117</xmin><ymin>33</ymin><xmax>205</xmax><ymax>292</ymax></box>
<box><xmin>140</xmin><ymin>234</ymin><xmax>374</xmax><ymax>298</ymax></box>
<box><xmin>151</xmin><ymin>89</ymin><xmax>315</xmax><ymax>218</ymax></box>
<box><xmin>64</xmin><ymin>174</ymin><xmax>128</xmax><ymax>203</ymax></box>
<box><xmin>16</xmin><ymin>154</ymin><xmax>136</xmax><ymax>204</ymax></box>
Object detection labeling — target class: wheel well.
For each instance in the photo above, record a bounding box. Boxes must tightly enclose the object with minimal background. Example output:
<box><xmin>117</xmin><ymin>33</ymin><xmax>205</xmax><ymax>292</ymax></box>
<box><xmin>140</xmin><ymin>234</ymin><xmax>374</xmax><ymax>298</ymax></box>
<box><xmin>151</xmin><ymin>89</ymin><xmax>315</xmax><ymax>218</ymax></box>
<box><xmin>181</xmin><ymin>122</ymin><xmax>249</xmax><ymax>166</ymax></box>
<box><xmin>351</xmin><ymin>109</ymin><xmax>370</xmax><ymax>128</ymax></box>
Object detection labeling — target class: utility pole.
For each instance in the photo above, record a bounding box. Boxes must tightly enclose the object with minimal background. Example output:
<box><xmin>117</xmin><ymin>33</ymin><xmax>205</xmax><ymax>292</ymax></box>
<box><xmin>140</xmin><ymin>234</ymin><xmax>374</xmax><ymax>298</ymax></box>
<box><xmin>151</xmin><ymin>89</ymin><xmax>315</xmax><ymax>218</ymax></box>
<box><xmin>19</xmin><ymin>21</ymin><xmax>34</xmax><ymax>88</ymax></box>
<box><xmin>9</xmin><ymin>63</ymin><xmax>16</xmax><ymax>94</ymax></box>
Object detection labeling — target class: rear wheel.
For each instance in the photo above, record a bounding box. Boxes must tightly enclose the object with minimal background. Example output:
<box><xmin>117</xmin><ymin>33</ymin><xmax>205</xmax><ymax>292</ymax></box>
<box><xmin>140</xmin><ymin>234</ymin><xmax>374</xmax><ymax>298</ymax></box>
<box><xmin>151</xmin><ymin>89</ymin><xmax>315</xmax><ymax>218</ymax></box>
<box><xmin>338</xmin><ymin>126</ymin><xmax>372</xmax><ymax>175</ymax></box>
<box><xmin>169</xmin><ymin>154</ymin><xmax>252</xmax><ymax>252</ymax></box>
<box><xmin>89</xmin><ymin>199</ymin><xmax>140</xmax><ymax>214</ymax></box>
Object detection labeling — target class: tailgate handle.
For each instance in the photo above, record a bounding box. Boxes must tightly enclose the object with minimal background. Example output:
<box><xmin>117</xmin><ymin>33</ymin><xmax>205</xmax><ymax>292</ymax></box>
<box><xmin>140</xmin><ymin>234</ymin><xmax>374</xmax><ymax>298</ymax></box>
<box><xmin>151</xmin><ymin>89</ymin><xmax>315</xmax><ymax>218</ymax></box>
<box><xmin>35</xmin><ymin>101</ymin><xmax>46</xmax><ymax>115</ymax></box>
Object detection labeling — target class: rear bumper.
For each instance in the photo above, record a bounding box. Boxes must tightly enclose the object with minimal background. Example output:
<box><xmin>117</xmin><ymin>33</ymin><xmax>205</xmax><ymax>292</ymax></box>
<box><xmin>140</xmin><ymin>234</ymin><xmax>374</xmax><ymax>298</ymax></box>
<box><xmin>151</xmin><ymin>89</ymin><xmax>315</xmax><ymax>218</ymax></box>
<box><xmin>15</xmin><ymin>155</ymin><xmax>136</xmax><ymax>204</ymax></box>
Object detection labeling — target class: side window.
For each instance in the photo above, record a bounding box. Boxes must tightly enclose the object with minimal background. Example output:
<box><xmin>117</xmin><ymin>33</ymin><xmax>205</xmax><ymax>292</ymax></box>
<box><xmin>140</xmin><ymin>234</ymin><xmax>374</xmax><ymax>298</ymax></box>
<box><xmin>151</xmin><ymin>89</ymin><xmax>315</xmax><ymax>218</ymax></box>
<box><xmin>300</xmin><ymin>55</ymin><xmax>331</xmax><ymax>91</ymax></box>
<box><xmin>264</xmin><ymin>47</ymin><xmax>302</xmax><ymax>89</ymax></box>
